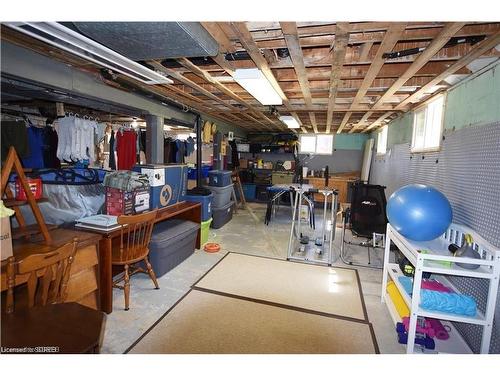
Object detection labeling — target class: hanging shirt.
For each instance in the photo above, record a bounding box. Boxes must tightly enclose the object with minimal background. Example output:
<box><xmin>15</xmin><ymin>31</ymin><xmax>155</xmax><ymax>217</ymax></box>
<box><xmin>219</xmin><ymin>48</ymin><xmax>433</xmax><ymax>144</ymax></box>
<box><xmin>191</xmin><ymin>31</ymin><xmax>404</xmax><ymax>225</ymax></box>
<box><xmin>116</xmin><ymin>130</ymin><xmax>137</xmax><ymax>170</ymax></box>
<box><xmin>22</xmin><ymin>126</ymin><xmax>45</xmax><ymax>169</ymax></box>
<box><xmin>1</xmin><ymin>120</ymin><xmax>29</xmax><ymax>163</ymax></box>
<box><xmin>109</xmin><ymin>130</ymin><xmax>116</xmax><ymax>170</ymax></box>
<box><xmin>174</xmin><ymin>139</ymin><xmax>186</xmax><ymax>163</ymax></box>
<box><xmin>42</xmin><ymin>126</ymin><xmax>60</xmax><ymax>168</ymax></box>
<box><xmin>186</xmin><ymin>136</ymin><xmax>195</xmax><ymax>156</ymax></box>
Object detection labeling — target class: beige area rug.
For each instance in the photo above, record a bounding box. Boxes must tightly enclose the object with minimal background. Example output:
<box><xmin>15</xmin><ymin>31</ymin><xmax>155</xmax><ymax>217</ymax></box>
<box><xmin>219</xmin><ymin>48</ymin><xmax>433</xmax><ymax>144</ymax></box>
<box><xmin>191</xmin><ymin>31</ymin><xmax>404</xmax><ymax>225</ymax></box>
<box><xmin>194</xmin><ymin>252</ymin><xmax>367</xmax><ymax>321</ymax></box>
<box><xmin>128</xmin><ymin>289</ymin><xmax>378</xmax><ymax>354</ymax></box>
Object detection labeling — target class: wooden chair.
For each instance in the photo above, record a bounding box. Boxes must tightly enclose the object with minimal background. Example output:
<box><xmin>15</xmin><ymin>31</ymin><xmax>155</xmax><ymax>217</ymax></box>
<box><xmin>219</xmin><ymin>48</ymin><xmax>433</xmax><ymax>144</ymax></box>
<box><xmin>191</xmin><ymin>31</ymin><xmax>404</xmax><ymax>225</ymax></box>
<box><xmin>5</xmin><ymin>239</ymin><xmax>78</xmax><ymax>314</ymax></box>
<box><xmin>112</xmin><ymin>210</ymin><xmax>159</xmax><ymax>310</ymax></box>
<box><xmin>3</xmin><ymin>239</ymin><xmax>107</xmax><ymax>353</ymax></box>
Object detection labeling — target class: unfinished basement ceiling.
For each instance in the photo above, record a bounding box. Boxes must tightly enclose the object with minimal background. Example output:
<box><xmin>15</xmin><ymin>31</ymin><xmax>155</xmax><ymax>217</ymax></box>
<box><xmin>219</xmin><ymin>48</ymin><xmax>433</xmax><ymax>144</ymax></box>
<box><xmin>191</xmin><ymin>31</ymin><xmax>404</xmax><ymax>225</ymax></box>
<box><xmin>1</xmin><ymin>22</ymin><xmax>500</xmax><ymax>133</ymax></box>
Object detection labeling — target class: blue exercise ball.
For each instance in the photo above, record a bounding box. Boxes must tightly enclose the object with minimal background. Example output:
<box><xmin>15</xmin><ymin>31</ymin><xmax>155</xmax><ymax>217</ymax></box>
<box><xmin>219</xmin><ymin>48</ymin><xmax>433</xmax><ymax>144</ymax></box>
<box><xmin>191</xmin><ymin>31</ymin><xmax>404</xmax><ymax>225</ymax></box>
<box><xmin>387</xmin><ymin>184</ymin><xmax>452</xmax><ymax>241</ymax></box>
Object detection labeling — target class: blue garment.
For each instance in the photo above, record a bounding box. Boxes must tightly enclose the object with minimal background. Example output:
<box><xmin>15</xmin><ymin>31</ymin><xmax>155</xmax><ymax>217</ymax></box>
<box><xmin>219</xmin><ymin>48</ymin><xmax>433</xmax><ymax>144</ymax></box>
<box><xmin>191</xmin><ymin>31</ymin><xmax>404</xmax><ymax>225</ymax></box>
<box><xmin>22</xmin><ymin>126</ymin><xmax>45</xmax><ymax>169</ymax></box>
<box><xmin>398</xmin><ymin>276</ymin><xmax>477</xmax><ymax>317</ymax></box>
<box><xmin>174</xmin><ymin>139</ymin><xmax>186</xmax><ymax>163</ymax></box>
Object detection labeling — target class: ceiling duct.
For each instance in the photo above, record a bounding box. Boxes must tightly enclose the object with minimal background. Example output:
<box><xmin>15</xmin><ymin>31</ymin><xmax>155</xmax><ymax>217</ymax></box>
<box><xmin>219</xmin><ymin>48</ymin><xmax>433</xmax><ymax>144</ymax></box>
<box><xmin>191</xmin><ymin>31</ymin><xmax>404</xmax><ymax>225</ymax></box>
<box><xmin>4</xmin><ymin>22</ymin><xmax>174</xmax><ymax>85</ymax></box>
<box><xmin>71</xmin><ymin>22</ymin><xmax>219</xmax><ymax>61</ymax></box>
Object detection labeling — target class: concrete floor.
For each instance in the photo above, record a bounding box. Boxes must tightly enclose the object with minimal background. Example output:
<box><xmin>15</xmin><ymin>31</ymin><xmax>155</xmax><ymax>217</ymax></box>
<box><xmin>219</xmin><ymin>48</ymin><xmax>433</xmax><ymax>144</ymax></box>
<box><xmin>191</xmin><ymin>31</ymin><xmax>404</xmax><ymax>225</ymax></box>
<box><xmin>101</xmin><ymin>202</ymin><xmax>404</xmax><ymax>354</ymax></box>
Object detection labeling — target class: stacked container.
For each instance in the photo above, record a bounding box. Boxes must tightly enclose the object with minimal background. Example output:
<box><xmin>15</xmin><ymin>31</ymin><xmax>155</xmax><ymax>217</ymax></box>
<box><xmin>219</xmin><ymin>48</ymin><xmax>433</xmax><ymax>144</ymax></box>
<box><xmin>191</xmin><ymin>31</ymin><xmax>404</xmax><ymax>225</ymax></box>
<box><xmin>207</xmin><ymin>170</ymin><xmax>234</xmax><ymax>229</ymax></box>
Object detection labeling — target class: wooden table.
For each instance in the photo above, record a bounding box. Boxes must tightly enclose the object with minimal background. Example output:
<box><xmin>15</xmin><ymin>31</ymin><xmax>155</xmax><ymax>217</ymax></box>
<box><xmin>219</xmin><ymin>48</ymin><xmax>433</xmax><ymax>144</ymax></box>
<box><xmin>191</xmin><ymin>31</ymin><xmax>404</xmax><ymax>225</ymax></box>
<box><xmin>75</xmin><ymin>201</ymin><xmax>201</xmax><ymax>314</ymax></box>
<box><xmin>1</xmin><ymin>228</ymin><xmax>102</xmax><ymax>310</ymax></box>
<box><xmin>1</xmin><ymin>302</ymin><xmax>106</xmax><ymax>354</ymax></box>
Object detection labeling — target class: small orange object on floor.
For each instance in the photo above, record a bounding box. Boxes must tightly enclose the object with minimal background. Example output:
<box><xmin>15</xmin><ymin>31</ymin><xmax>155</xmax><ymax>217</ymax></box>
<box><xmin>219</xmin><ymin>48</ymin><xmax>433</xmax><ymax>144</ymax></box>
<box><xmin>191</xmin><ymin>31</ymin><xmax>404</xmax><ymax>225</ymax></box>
<box><xmin>204</xmin><ymin>243</ymin><xmax>221</xmax><ymax>253</ymax></box>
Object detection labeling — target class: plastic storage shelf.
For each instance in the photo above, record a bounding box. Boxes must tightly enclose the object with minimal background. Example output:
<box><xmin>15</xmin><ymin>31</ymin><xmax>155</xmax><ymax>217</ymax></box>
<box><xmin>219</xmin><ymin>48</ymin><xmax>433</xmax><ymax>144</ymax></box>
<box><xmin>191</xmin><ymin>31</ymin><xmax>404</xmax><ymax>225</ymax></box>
<box><xmin>381</xmin><ymin>223</ymin><xmax>500</xmax><ymax>354</ymax></box>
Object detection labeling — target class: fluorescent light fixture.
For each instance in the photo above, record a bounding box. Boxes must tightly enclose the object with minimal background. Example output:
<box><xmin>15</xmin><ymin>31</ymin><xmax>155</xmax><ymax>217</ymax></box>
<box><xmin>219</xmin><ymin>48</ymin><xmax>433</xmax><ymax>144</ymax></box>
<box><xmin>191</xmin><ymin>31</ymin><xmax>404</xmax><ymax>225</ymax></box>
<box><xmin>279</xmin><ymin>115</ymin><xmax>300</xmax><ymax>129</ymax></box>
<box><xmin>4</xmin><ymin>22</ymin><xmax>173</xmax><ymax>85</ymax></box>
<box><xmin>233</xmin><ymin>68</ymin><xmax>282</xmax><ymax>106</ymax></box>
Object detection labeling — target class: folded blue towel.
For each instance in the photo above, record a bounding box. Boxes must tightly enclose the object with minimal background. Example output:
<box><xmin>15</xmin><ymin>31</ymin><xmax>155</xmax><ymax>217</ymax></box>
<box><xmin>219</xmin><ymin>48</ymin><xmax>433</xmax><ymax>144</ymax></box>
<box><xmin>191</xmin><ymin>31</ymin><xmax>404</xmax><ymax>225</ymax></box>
<box><xmin>398</xmin><ymin>276</ymin><xmax>477</xmax><ymax>317</ymax></box>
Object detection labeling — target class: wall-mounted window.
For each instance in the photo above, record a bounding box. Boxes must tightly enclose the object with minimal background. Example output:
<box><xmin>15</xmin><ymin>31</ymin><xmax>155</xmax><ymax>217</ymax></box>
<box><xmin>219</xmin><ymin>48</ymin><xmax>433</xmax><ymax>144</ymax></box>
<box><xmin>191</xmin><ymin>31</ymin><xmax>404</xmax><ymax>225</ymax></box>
<box><xmin>411</xmin><ymin>94</ymin><xmax>445</xmax><ymax>152</ymax></box>
<box><xmin>376</xmin><ymin>125</ymin><xmax>388</xmax><ymax>155</ymax></box>
<box><xmin>299</xmin><ymin>134</ymin><xmax>334</xmax><ymax>155</ymax></box>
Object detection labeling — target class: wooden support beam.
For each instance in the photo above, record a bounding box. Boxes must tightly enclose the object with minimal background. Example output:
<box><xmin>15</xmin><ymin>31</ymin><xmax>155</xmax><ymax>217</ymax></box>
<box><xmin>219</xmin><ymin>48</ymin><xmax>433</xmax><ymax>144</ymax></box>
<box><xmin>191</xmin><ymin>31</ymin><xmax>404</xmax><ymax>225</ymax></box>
<box><xmin>351</xmin><ymin>23</ymin><xmax>407</xmax><ymax>108</ymax></box>
<box><xmin>148</xmin><ymin>60</ymin><xmax>238</xmax><ymax>111</ymax></box>
<box><xmin>230</xmin><ymin>21</ymin><xmax>300</xmax><ymax>131</ymax></box>
<box><xmin>326</xmin><ymin>22</ymin><xmax>350</xmax><ymax>133</ymax></box>
<box><xmin>395</xmin><ymin>30</ymin><xmax>500</xmax><ymax>110</ymax></box>
<box><xmin>372</xmin><ymin>22</ymin><xmax>466</xmax><ymax>110</ymax></box>
<box><xmin>280</xmin><ymin>22</ymin><xmax>319</xmax><ymax>134</ymax></box>
<box><xmin>336</xmin><ymin>112</ymin><xmax>352</xmax><ymax>134</ymax></box>
<box><xmin>349</xmin><ymin>111</ymin><xmax>373</xmax><ymax>133</ymax></box>
<box><xmin>362</xmin><ymin>112</ymin><xmax>395</xmax><ymax>133</ymax></box>
<box><xmin>176</xmin><ymin>57</ymin><xmax>276</xmax><ymax>129</ymax></box>
<box><xmin>201</xmin><ymin>22</ymin><xmax>236</xmax><ymax>53</ymax></box>
<box><xmin>359</xmin><ymin>41</ymin><xmax>374</xmax><ymax>62</ymax></box>
<box><xmin>344</xmin><ymin>24</ymin><xmax>405</xmax><ymax>134</ymax></box>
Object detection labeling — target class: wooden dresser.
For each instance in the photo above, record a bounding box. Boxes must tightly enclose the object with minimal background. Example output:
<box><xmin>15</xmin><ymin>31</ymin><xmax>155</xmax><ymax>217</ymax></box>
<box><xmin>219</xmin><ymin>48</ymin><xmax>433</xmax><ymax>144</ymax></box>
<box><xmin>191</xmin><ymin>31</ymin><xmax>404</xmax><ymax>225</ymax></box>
<box><xmin>1</xmin><ymin>228</ymin><xmax>102</xmax><ymax>311</ymax></box>
<box><xmin>306</xmin><ymin>172</ymin><xmax>360</xmax><ymax>204</ymax></box>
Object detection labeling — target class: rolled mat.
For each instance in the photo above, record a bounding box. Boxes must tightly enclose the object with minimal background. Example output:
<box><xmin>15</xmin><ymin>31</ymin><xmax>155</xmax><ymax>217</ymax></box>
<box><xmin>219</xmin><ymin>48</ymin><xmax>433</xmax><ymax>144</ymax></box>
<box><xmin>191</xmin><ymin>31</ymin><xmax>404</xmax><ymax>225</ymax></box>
<box><xmin>428</xmin><ymin>318</ymin><xmax>449</xmax><ymax>340</ymax></box>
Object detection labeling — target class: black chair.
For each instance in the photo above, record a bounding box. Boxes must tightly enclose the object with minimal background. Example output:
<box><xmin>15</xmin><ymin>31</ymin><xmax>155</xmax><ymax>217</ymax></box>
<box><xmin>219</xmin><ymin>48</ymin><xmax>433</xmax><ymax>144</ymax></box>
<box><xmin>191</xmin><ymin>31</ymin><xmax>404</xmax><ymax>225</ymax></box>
<box><xmin>340</xmin><ymin>182</ymin><xmax>387</xmax><ymax>268</ymax></box>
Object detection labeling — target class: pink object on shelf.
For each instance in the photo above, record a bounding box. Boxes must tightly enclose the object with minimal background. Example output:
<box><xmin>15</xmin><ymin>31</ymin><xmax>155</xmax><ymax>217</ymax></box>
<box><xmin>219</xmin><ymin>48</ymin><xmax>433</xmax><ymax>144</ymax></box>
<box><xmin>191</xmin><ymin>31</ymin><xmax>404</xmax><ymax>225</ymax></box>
<box><xmin>401</xmin><ymin>317</ymin><xmax>450</xmax><ymax>340</ymax></box>
<box><xmin>421</xmin><ymin>279</ymin><xmax>452</xmax><ymax>293</ymax></box>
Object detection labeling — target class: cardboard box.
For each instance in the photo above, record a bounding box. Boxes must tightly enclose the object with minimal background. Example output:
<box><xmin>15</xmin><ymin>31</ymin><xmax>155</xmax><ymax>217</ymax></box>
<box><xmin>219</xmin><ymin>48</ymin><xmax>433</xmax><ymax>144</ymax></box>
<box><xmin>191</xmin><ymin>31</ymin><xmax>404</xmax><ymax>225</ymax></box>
<box><xmin>1</xmin><ymin>217</ymin><xmax>13</xmax><ymax>261</ymax></box>
<box><xmin>239</xmin><ymin>159</ymin><xmax>248</xmax><ymax>169</ymax></box>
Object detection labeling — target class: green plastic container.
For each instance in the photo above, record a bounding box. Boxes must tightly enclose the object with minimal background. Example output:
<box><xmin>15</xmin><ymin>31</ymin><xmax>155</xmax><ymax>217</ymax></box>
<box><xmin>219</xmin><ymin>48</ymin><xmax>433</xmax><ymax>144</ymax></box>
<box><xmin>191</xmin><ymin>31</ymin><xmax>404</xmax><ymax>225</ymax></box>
<box><xmin>200</xmin><ymin>218</ymin><xmax>213</xmax><ymax>246</ymax></box>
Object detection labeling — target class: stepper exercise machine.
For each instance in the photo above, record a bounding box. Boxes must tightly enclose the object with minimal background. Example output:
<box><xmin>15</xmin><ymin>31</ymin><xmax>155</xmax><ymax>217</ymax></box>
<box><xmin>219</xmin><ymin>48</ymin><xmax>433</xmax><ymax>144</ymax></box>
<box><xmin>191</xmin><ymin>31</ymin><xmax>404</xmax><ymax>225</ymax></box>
<box><xmin>287</xmin><ymin>185</ymin><xmax>338</xmax><ymax>266</ymax></box>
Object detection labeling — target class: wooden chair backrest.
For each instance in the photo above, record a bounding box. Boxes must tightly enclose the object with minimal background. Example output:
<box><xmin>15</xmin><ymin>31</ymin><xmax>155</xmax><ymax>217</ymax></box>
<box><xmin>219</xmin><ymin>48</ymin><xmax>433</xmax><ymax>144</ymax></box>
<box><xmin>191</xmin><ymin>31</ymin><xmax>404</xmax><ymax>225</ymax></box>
<box><xmin>6</xmin><ymin>240</ymin><xmax>78</xmax><ymax>314</ymax></box>
<box><xmin>116</xmin><ymin>210</ymin><xmax>158</xmax><ymax>263</ymax></box>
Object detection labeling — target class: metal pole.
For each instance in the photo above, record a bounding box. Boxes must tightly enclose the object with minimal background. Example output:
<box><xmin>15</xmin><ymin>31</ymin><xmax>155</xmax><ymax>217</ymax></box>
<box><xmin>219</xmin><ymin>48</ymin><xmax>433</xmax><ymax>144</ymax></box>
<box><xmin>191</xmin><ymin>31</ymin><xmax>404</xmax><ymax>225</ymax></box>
<box><xmin>196</xmin><ymin>115</ymin><xmax>202</xmax><ymax>189</ymax></box>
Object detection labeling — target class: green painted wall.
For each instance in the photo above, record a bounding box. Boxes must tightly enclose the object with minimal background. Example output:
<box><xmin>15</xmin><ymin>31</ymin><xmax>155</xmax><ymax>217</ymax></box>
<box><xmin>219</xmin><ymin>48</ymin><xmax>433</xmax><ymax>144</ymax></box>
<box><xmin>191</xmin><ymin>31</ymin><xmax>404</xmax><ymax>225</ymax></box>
<box><xmin>334</xmin><ymin>133</ymin><xmax>370</xmax><ymax>150</ymax></box>
<box><xmin>444</xmin><ymin>62</ymin><xmax>500</xmax><ymax>130</ymax></box>
<box><xmin>375</xmin><ymin>61</ymin><xmax>500</xmax><ymax>144</ymax></box>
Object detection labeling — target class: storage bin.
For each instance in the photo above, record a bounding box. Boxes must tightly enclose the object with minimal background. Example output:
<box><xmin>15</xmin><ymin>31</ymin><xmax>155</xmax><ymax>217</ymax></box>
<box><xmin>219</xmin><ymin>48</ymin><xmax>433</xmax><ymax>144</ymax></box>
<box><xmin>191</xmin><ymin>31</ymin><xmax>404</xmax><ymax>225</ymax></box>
<box><xmin>211</xmin><ymin>201</ymin><xmax>234</xmax><ymax>229</ymax></box>
<box><xmin>236</xmin><ymin>183</ymin><xmax>256</xmax><ymax>201</ymax></box>
<box><xmin>183</xmin><ymin>192</ymin><xmax>213</xmax><ymax>221</ymax></box>
<box><xmin>200</xmin><ymin>218</ymin><xmax>213</xmax><ymax>246</ymax></box>
<box><xmin>188</xmin><ymin>165</ymin><xmax>211</xmax><ymax>180</ymax></box>
<box><xmin>208</xmin><ymin>170</ymin><xmax>233</xmax><ymax>187</ymax></box>
<box><xmin>148</xmin><ymin>219</ymin><xmax>200</xmax><ymax>277</ymax></box>
<box><xmin>206</xmin><ymin>184</ymin><xmax>233</xmax><ymax>208</ymax></box>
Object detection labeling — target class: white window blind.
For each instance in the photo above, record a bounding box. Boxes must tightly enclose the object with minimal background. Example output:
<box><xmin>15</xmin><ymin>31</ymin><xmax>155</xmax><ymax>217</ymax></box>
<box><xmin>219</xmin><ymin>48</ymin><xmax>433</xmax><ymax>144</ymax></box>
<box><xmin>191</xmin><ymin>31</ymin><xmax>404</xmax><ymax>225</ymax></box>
<box><xmin>411</xmin><ymin>95</ymin><xmax>445</xmax><ymax>152</ymax></box>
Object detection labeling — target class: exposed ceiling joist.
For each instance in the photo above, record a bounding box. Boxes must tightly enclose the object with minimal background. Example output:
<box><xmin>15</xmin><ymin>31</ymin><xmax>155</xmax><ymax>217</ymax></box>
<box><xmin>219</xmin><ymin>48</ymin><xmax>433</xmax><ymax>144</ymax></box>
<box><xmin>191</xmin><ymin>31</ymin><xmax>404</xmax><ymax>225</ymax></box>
<box><xmin>336</xmin><ymin>112</ymin><xmax>352</xmax><ymax>134</ymax></box>
<box><xmin>371</xmin><ymin>22</ymin><xmax>467</xmax><ymax>110</ymax></box>
<box><xmin>280</xmin><ymin>22</ymin><xmax>318</xmax><ymax>133</ymax></box>
<box><xmin>348</xmin><ymin>111</ymin><xmax>372</xmax><ymax>133</ymax></box>
<box><xmin>326</xmin><ymin>22</ymin><xmax>350</xmax><ymax>133</ymax></box>
<box><xmin>176</xmin><ymin>57</ymin><xmax>277</xmax><ymax>130</ymax></box>
<box><xmin>362</xmin><ymin>111</ymin><xmax>395</xmax><ymax>133</ymax></box>
<box><xmin>395</xmin><ymin>30</ymin><xmax>500</xmax><ymax>110</ymax></box>
<box><xmin>148</xmin><ymin>60</ymin><xmax>238</xmax><ymax>111</ymax></box>
<box><xmin>201</xmin><ymin>22</ymin><xmax>236</xmax><ymax>53</ymax></box>
<box><xmin>230</xmin><ymin>21</ymin><xmax>301</xmax><ymax>130</ymax></box>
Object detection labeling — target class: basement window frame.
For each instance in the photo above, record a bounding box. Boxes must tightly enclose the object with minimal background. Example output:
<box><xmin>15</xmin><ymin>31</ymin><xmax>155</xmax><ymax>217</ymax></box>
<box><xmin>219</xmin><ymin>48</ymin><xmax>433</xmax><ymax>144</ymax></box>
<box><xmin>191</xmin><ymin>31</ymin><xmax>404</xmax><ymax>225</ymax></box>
<box><xmin>298</xmin><ymin>134</ymin><xmax>334</xmax><ymax>155</ymax></box>
<box><xmin>411</xmin><ymin>93</ymin><xmax>446</xmax><ymax>153</ymax></box>
<box><xmin>376</xmin><ymin>125</ymin><xmax>388</xmax><ymax>155</ymax></box>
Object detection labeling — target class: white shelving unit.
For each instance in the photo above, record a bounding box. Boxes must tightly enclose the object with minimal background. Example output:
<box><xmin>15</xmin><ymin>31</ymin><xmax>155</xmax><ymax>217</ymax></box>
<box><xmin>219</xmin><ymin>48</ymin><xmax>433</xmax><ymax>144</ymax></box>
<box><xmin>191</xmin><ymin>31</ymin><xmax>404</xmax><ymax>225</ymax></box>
<box><xmin>381</xmin><ymin>223</ymin><xmax>500</xmax><ymax>354</ymax></box>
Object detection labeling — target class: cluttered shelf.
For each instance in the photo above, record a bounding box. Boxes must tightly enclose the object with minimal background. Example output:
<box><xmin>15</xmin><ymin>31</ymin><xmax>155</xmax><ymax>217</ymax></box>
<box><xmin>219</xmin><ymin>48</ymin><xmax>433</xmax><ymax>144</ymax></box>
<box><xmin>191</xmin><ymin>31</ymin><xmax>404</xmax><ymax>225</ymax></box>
<box><xmin>382</xmin><ymin>222</ymin><xmax>500</xmax><ymax>354</ymax></box>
